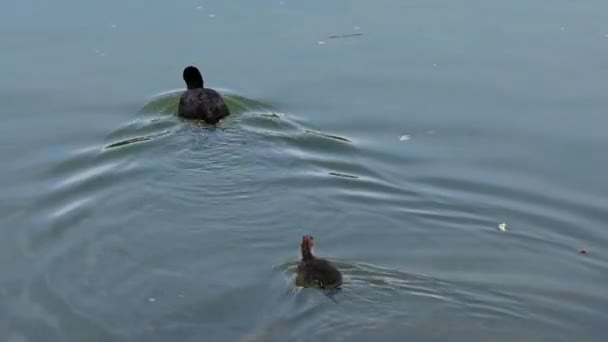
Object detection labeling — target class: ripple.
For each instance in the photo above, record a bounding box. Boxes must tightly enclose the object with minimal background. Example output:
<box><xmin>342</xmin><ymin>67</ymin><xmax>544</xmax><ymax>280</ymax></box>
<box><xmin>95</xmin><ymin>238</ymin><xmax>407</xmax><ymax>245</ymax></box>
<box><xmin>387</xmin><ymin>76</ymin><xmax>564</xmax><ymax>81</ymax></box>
<box><xmin>264</xmin><ymin>260</ymin><xmax>531</xmax><ymax>341</ymax></box>
<box><xmin>414</xmin><ymin>172</ymin><xmax>608</xmax><ymax>246</ymax></box>
<box><xmin>0</xmin><ymin>275</ymin><xmax>121</xmax><ymax>341</ymax></box>
<box><xmin>15</xmin><ymin>84</ymin><xmax>602</xmax><ymax>341</ymax></box>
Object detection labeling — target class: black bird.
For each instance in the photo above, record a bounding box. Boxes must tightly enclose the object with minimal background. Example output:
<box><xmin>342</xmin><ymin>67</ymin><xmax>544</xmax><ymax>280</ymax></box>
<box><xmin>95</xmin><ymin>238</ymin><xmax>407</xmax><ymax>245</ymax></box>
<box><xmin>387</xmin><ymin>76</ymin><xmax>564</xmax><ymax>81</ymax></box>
<box><xmin>177</xmin><ymin>66</ymin><xmax>230</xmax><ymax>124</ymax></box>
<box><xmin>296</xmin><ymin>235</ymin><xmax>342</xmax><ymax>289</ymax></box>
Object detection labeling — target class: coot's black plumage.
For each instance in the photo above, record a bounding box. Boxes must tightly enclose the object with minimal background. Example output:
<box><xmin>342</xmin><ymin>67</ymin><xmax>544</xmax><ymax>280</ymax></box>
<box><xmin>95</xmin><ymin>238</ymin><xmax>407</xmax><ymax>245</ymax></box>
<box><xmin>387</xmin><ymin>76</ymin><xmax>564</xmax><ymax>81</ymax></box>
<box><xmin>177</xmin><ymin>66</ymin><xmax>230</xmax><ymax>124</ymax></box>
<box><xmin>296</xmin><ymin>235</ymin><xmax>342</xmax><ymax>289</ymax></box>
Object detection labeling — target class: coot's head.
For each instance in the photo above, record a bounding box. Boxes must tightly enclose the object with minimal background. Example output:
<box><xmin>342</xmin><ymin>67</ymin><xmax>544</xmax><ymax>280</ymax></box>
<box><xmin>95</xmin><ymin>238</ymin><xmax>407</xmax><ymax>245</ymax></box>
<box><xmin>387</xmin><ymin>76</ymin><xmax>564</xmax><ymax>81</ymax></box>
<box><xmin>183</xmin><ymin>66</ymin><xmax>204</xmax><ymax>89</ymax></box>
<box><xmin>301</xmin><ymin>235</ymin><xmax>314</xmax><ymax>249</ymax></box>
<box><xmin>301</xmin><ymin>235</ymin><xmax>315</xmax><ymax>259</ymax></box>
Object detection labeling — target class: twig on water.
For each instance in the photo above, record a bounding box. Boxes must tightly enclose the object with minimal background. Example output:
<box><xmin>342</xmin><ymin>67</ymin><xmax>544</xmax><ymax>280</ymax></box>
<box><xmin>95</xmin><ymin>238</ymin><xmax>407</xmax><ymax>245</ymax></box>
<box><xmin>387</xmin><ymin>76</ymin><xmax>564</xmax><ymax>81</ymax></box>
<box><xmin>327</xmin><ymin>33</ymin><xmax>364</xmax><ymax>39</ymax></box>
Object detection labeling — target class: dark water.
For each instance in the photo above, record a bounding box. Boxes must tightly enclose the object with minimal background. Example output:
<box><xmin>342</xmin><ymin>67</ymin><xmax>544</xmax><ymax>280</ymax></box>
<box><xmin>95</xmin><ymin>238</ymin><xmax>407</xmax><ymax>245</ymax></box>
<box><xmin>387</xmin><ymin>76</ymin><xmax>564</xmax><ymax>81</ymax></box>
<box><xmin>2</xmin><ymin>0</ymin><xmax>608</xmax><ymax>341</ymax></box>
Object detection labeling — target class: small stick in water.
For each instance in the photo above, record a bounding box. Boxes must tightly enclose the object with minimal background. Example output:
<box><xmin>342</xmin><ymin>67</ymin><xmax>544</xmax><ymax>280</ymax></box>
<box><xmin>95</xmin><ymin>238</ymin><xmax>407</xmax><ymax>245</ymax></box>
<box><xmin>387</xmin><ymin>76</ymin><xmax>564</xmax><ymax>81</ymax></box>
<box><xmin>327</xmin><ymin>33</ymin><xmax>364</xmax><ymax>39</ymax></box>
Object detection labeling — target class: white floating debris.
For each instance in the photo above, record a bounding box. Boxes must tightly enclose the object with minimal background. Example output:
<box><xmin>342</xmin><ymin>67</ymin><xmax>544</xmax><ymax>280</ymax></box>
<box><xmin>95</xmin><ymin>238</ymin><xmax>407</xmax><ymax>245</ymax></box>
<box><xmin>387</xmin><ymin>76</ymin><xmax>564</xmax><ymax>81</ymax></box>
<box><xmin>399</xmin><ymin>135</ymin><xmax>411</xmax><ymax>141</ymax></box>
<box><xmin>604</xmin><ymin>34</ymin><xmax>608</xmax><ymax>37</ymax></box>
<box><xmin>178</xmin><ymin>294</ymin><xmax>185</xmax><ymax>298</ymax></box>
<box><xmin>209</xmin><ymin>14</ymin><xmax>216</xmax><ymax>18</ymax></box>
<box><xmin>425</xmin><ymin>130</ymin><xmax>436</xmax><ymax>135</ymax></box>
<box><xmin>317</xmin><ymin>41</ymin><xmax>326</xmax><ymax>45</ymax></box>
<box><xmin>433</xmin><ymin>63</ymin><xmax>438</xmax><ymax>67</ymax></box>
<box><xmin>148</xmin><ymin>297</ymin><xmax>156</xmax><ymax>302</ymax></box>
<box><xmin>279</xmin><ymin>1</ymin><xmax>285</xmax><ymax>4</ymax></box>
<box><xmin>560</xmin><ymin>27</ymin><xmax>565</xmax><ymax>31</ymax></box>
<box><xmin>110</xmin><ymin>24</ymin><xmax>117</xmax><ymax>29</ymax></box>
<box><xmin>93</xmin><ymin>48</ymin><xmax>106</xmax><ymax>57</ymax></box>
<box><xmin>353</xmin><ymin>26</ymin><xmax>360</xmax><ymax>30</ymax></box>
<box><xmin>196</xmin><ymin>5</ymin><xmax>203</xmax><ymax>10</ymax></box>
<box><xmin>498</xmin><ymin>223</ymin><xmax>507</xmax><ymax>231</ymax></box>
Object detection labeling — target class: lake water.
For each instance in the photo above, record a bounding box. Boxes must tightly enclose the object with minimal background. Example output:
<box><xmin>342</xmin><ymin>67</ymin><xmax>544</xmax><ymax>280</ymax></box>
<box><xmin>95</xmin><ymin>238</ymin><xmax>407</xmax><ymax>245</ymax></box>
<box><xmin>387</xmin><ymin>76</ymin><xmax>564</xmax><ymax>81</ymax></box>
<box><xmin>1</xmin><ymin>0</ymin><xmax>608</xmax><ymax>341</ymax></box>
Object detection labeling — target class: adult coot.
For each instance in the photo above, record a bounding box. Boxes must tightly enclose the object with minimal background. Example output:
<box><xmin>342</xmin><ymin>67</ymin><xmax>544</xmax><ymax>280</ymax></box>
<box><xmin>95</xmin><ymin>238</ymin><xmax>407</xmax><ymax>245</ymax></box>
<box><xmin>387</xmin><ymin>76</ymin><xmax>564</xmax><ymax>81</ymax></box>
<box><xmin>177</xmin><ymin>66</ymin><xmax>230</xmax><ymax>124</ymax></box>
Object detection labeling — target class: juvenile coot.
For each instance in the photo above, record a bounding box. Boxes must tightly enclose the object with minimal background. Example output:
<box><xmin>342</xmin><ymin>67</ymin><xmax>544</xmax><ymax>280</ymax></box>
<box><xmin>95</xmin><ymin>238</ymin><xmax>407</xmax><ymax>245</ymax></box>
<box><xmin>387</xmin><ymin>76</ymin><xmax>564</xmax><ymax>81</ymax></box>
<box><xmin>177</xmin><ymin>66</ymin><xmax>230</xmax><ymax>124</ymax></box>
<box><xmin>296</xmin><ymin>235</ymin><xmax>342</xmax><ymax>289</ymax></box>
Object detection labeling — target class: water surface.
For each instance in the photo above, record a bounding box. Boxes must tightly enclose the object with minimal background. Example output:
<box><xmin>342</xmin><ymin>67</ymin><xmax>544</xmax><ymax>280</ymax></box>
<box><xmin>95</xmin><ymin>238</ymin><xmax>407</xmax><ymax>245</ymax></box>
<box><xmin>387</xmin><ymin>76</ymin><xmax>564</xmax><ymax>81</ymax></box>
<box><xmin>1</xmin><ymin>0</ymin><xmax>608</xmax><ymax>341</ymax></box>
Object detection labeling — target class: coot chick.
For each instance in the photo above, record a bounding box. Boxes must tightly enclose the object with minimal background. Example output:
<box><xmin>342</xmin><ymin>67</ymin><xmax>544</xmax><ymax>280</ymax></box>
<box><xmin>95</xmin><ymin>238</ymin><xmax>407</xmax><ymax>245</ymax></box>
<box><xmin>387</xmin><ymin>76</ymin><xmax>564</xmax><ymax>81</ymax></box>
<box><xmin>296</xmin><ymin>235</ymin><xmax>342</xmax><ymax>289</ymax></box>
<box><xmin>177</xmin><ymin>66</ymin><xmax>230</xmax><ymax>124</ymax></box>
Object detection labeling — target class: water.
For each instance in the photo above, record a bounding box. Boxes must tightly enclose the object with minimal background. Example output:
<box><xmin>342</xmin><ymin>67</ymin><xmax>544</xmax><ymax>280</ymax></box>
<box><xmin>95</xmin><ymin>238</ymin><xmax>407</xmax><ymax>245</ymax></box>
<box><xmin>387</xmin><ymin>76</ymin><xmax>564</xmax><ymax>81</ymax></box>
<box><xmin>1</xmin><ymin>0</ymin><xmax>608</xmax><ymax>341</ymax></box>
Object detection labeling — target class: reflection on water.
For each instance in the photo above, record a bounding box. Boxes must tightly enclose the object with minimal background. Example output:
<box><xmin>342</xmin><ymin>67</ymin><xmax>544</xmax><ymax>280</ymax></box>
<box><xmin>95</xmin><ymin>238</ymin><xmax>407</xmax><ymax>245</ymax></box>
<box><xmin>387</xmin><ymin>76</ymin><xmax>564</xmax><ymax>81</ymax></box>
<box><xmin>106</xmin><ymin>91</ymin><xmax>303</xmax><ymax>150</ymax></box>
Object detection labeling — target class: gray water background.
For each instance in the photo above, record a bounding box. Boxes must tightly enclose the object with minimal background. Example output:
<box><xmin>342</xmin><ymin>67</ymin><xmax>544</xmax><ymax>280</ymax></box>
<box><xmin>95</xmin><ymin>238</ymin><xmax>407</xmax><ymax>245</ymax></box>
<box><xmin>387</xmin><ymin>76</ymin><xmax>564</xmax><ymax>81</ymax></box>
<box><xmin>1</xmin><ymin>0</ymin><xmax>608</xmax><ymax>341</ymax></box>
